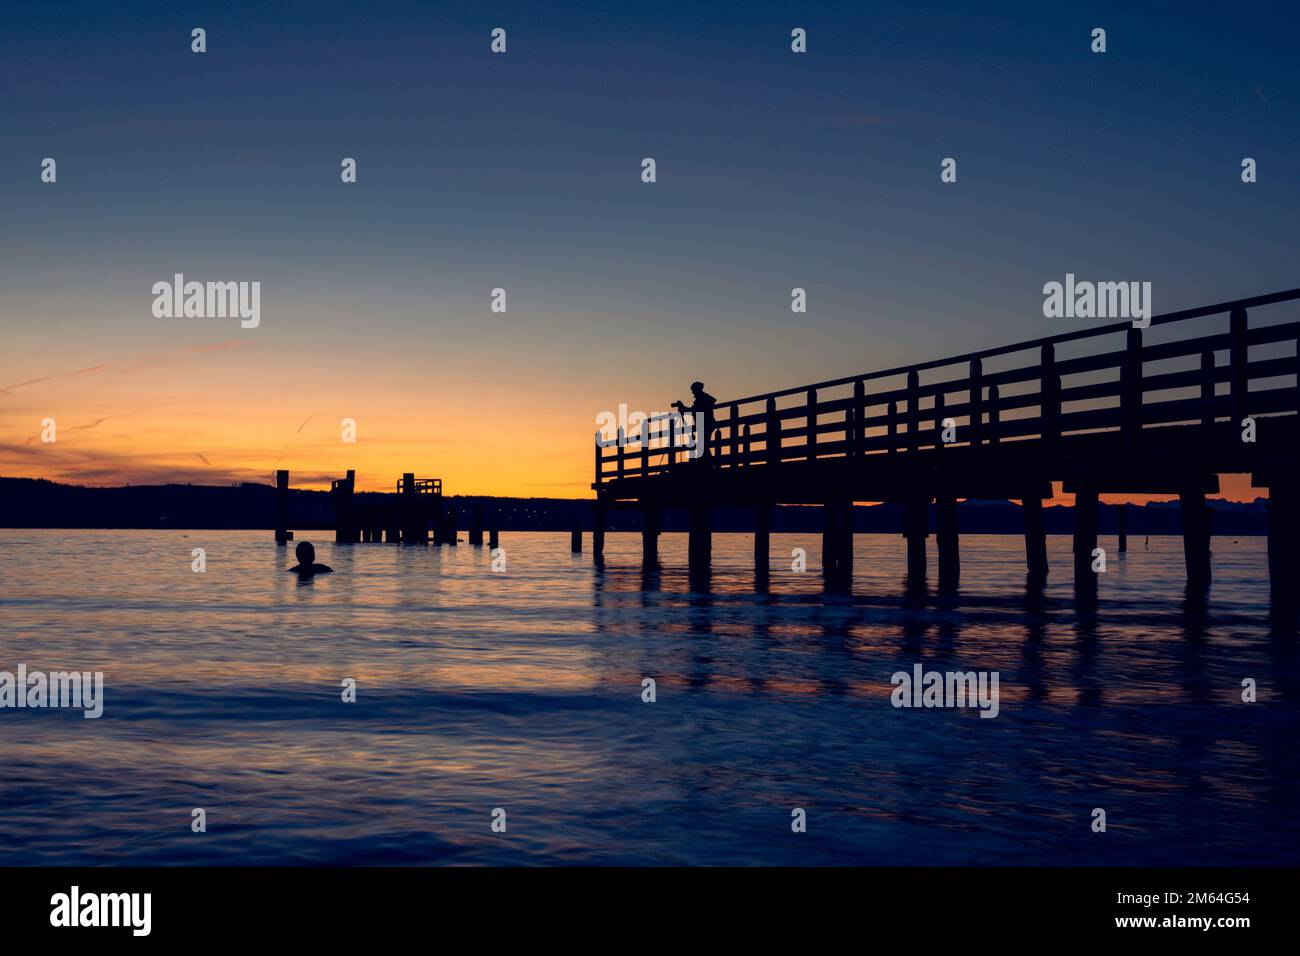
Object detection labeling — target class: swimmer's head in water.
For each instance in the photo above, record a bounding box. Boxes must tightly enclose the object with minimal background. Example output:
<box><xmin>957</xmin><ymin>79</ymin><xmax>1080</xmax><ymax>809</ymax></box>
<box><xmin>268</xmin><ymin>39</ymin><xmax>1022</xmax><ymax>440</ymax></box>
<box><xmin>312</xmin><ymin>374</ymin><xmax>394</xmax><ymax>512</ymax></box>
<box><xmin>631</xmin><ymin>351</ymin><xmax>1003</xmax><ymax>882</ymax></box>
<box><xmin>296</xmin><ymin>541</ymin><xmax>315</xmax><ymax>566</ymax></box>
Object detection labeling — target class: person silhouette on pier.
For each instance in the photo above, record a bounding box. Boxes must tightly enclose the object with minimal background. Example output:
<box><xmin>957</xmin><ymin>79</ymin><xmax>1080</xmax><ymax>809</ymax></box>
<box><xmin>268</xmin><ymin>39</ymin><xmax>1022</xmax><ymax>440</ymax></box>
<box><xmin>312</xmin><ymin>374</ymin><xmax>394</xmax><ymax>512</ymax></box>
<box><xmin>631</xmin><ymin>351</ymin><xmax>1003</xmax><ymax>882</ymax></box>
<box><xmin>288</xmin><ymin>541</ymin><xmax>333</xmax><ymax>576</ymax></box>
<box><xmin>673</xmin><ymin>381</ymin><xmax>717</xmax><ymax>459</ymax></box>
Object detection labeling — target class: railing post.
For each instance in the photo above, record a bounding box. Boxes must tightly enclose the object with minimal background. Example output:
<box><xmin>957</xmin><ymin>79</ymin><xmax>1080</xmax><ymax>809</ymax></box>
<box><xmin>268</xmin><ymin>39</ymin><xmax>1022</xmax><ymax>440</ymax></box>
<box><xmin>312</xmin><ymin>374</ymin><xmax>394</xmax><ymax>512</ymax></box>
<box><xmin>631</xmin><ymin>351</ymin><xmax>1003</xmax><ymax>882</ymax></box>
<box><xmin>765</xmin><ymin>397</ymin><xmax>780</xmax><ymax>467</ymax></box>
<box><xmin>934</xmin><ymin>390</ymin><xmax>945</xmax><ymax>450</ymax></box>
<box><xmin>907</xmin><ymin>371</ymin><xmax>920</xmax><ymax>454</ymax></box>
<box><xmin>742</xmin><ymin>424</ymin><xmax>751</xmax><ymax>468</ymax></box>
<box><xmin>730</xmin><ymin>406</ymin><xmax>741</xmax><ymax>467</ymax></box>
<box><xmin>888</xmin><ymin>400</ymin><xmax>898</xmax><ymax>453</ymax></box>
<box><xmin>710</xmin><ymin>429</ymin><xmax>720</xmax><ymax>468</ymax></box>
<box><xmin>988</xmin><ymin>384</ymin><xmax>1000</xmax><ymax>445</ymax></box>
<box><xmin>1294</xmin><ymin>331</ymin><xmax>1300</xmax><ymax>415</ymax></box>
<box><xmin>1122</xmin><ymin>327</ymin><xmax>1142</xmax><ymax>445</ymax></box>
<box><xmin>853</xmin><ymin>379</ymin><xmax>865</xmax><ymax>456</ymax></box>
<box><xmin>641</xmin><ymin>417</ymin><xmax>650</xmax><ymax>478</ymax></box>
<box><xmin>1200</xmin><ymin>350</ymin><xmax>1215</xmax><ymax>435</ymax></box>
<box><xmin>1230</xmin><ymin>306</ymin><xmax>1248</xmax><ymax>425</ymax></box>
<box><xmin>969</xmin><ymin>358</ymin><xmax>983</xmax><ymax>446</ymax></box>
<box><xmin>806</xmin><ymin>388</ymin><xmax>817</xmax><ymax>461</ymax></box>
<box><xmin>668</xmin><ymin>415</ymin><xmax>677</xmax><ymax>470</ymax></box>
<box><xmin>616</xmin><ymin>426</ymin><xmax>625</xmax><ymax>479</ymax></box>
<box><xmin>593</xmin><ymin>431</ymin><xmax>602</xmax><ymax>487</ymax></box>
<box><xmin>1041</xmin><ymin>344</ymin><xmax>1059</xmax><ymax>448</ymax></box>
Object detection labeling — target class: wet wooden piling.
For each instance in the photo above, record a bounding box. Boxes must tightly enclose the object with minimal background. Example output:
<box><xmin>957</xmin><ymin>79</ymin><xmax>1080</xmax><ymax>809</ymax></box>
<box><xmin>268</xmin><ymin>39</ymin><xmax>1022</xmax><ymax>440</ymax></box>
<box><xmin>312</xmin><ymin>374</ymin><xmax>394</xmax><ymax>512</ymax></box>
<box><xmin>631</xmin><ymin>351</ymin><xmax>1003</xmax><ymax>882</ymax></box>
<box><xmin>754</xmin><ymin>501</ymin><xmax>771</xmax><ymax>582</ymax></box>
<box><xmin>641</xmin><ymin>501</ymin><xmax>661</xmax><ymax>564</ymax></box>
<box><xmin>275</xmin><ymin>469</ymin><xmax>289</xmax><ymax>545</ymax></box>
<box><xmin>334</xmin><ymin>470</ymin><xmax>357</xmax><ymax>543</ymax></box>
<box><xmin>1022</xmin><ymin>493</ymin><xmax>1048</xmax><ymax>581</ymax></box>
<box><xmin>687</xmin><ymin>500</ymin><xmax>710</xmax><ymax>574</ymax></box>
<box><xmin>822</xmin><ymin>499</ymin><xmax>854</xmax><ymax>586</ymax></box>
<box><xmin>1073</xmin><ymin>486</ymin><xmax>1099</xmax><ymax>590</ymax></box>
<box><xmin>936</xmin><ymin>496</ymin><xmax>959</xmax><ymax>591</ymax></box>
<box><xmin>470</xmin><ymin>502</ymin><xmax>484</xmax><ymax>546</ymax></box>
<box><xmin>902</xmin><ymin>496</ymin><xmax>928</xmax><ymax>584</ymax></box>
<box><xmin>593</xmin><ymin>505</ymin><xmax>607</xmax><ymax>562</ymax></box>
<box><xmin>1180</xmin><ymin>489</ymin><xmax>1212</xmax><ymax>587</ymax></box>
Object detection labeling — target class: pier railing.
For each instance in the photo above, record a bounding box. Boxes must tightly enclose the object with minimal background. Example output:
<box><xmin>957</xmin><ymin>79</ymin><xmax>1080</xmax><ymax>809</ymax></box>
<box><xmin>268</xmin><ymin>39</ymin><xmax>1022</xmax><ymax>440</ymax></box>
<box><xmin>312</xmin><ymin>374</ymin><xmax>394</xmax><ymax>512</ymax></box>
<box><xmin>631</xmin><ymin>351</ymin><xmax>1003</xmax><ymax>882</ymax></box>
<box><xmin>595</xmin><ymin>288</ymin><xmax>1300</xmax><ymax>486</ymax></box>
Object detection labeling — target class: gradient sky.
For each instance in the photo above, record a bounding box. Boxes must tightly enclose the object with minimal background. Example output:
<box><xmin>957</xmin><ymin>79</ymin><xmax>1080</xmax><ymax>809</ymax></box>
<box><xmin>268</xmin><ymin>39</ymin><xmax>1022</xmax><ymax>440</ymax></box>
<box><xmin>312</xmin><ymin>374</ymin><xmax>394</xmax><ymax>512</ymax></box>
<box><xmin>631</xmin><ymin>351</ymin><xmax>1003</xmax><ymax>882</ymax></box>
<box><xmin>2</xmin><ymin>1</ymin><xmax>1298</xmax><ymax>497</ymax></box>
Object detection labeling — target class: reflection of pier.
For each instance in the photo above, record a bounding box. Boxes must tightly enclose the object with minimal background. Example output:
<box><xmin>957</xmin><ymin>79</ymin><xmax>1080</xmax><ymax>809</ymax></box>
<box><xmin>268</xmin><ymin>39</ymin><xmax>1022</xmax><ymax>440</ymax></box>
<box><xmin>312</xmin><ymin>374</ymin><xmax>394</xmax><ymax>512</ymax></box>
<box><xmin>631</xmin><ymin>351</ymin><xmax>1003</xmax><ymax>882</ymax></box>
<box><xmin>592</xmin><ymin>288</ymin><xmax>1300</xmax><ymax>604</ymax></box>
<box><xmin>274</xmin><ymin>470</ymin><xmax>497</xmax><ymax>547</ymax></box>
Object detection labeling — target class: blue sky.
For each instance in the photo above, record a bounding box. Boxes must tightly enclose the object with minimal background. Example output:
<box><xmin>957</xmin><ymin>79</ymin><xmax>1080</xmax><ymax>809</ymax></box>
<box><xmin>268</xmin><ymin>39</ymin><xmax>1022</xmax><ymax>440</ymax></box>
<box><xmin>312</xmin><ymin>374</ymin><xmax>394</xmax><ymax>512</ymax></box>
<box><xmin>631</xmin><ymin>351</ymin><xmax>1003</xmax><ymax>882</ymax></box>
<box><xmin>1</xmin><ymin>1</ymin><xmax>1298</xmax><ymax>491</ymax></box>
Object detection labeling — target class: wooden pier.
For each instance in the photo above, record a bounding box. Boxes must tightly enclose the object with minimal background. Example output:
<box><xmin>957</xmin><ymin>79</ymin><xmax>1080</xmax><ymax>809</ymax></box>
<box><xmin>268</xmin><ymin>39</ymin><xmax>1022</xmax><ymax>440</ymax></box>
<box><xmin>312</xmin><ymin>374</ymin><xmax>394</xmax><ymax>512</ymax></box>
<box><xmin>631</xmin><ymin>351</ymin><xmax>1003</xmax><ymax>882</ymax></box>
<box><xmin>592</xmin><ymin>288</ymin><xmax>1300</xmax><ymax>605</ymax></box>
<box><xmin>274</xmin><ymin>471</ymin><xmax>498</xmax><ymax>547</ymax></box>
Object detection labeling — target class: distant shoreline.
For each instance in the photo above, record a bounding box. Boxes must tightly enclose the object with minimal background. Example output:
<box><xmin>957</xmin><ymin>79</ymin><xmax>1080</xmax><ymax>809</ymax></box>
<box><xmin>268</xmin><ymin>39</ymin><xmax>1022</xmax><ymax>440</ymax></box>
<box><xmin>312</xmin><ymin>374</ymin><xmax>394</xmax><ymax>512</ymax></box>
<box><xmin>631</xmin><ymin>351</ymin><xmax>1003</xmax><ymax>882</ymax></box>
<box><xmin>0</xmin><ymin>477</ymin><xmax>1270</xmax><ymax>535</ymax></box>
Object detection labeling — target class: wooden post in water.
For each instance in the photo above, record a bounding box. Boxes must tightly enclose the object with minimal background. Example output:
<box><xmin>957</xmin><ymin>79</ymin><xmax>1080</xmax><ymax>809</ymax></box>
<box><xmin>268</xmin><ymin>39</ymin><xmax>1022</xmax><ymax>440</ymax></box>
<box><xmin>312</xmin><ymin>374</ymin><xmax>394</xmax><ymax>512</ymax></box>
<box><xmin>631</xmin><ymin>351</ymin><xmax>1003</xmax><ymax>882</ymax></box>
<box><xmin>1117</xmin><ymin>503</ymin><xmax>1128</xmax><ymax>553</ymax></box>
<box><xmin>401</xmin><ymin>473</ymin><xmax>428</xmax><ymax>544</ymax></box>
<box><xmin>335</xmin><ymin>470</ymin><xmax>357</xmax><ymax>544</ymax></box>
<box><xmin>593</xmin><ymin>504</ymin><xmax>606</xmax><ymax>562</ymax></box>
<box><xmin>488</xmin><ymin>523</ymin><xmax>499</xmax><ymax>550</ymax></box>
<box><xmin>470</xmin><ymin>502</ymin><xmax>484</xmax><ymax>546</ymax></box>
<box><xmin>1023</xmin><ymin>493</ymin><xmax>1048</xmax><ymax>581</ymax></box>
<box><xmin>1180</xmin><ymin>488</ymin><xmax>1212</xmax><ymax>588</ymax></box>
<box><xmin>754</xmin><ymin>501</ymin><xmax>771</xmax><ymax>583</ymax></box>
<box><xmin>903</xmin><ymin>495</ymin><xmax>928</xmax><ymax>584</ymax></box>
<box><xmin>936</xmin><ymin>496</ymin><xmax>960</xmax><ymax>592</ymax></box>
<box><xmin>641</xmin><ymin>500</ymin><xmax>661</xmax><ymax>563</ymax></box>
<box><xmin>1266</xmin><ymin>480</ymin><xmax>1300</xmax><ymax>611</ymax></box>
<box><xmin>688</xmin><ymin>498</ymin><xmax>711</xmax><ymax>576</ymax></box>
<box><xmin>275</xmin><ymin>469</ymin><xmax>289</xmax><ymax>545</ymax></box>
<box><xmin>1073</xmin><ymin>486</ymin><xmax>1100</xmax><ymax>592</ymax></box>
<box><xmin>571</xmin><ymin>526</ymin><xmax>582</xmax><ymax>553</ymax></box>
<box><xmin>443</xmin><ymin>505</ymin><xmax>457</xmax><ymax>546</ymax></box>
<box><xmin>822</xmin><ymin>499</ymin><xmax>854</xmax><ymax>588</ymax></box>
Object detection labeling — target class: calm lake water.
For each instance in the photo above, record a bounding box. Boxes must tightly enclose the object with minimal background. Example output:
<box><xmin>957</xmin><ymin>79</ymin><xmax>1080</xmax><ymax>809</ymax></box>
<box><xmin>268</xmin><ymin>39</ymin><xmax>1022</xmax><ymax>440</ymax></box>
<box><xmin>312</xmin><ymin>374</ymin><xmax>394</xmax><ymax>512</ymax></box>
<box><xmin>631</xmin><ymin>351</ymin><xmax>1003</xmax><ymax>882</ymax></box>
<box><xmin>0</xmin><ymin>529</ymin><xmax>1297</xmax><ymax>866</ymax></box>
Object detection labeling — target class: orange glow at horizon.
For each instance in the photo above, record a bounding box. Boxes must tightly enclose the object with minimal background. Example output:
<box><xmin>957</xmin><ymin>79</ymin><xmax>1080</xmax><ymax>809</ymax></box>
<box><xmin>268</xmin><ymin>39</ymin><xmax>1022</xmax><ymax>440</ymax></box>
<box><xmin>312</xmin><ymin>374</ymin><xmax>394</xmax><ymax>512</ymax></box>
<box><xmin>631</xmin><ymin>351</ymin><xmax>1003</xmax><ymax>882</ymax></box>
<box><xmin>0</xmin><ymin>335</ymin><xmax>1271</xmax><ymax>503</ymax></box>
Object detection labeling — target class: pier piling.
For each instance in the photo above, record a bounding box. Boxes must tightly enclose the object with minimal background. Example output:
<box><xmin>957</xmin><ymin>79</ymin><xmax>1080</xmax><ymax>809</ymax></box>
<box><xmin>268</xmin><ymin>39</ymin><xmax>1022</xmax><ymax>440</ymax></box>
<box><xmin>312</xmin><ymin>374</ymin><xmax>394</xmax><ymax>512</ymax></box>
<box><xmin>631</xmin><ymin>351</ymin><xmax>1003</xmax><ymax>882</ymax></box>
<box><xmin>754</xmin><ymin>501</ymin><xmax>771</xmax><ymax>583</ymax></box>
<box><xmin>641</xmin><ymin>501</ymin><xmax>661</xmax><ymax>564</ymax></box>
<box><xmin>1180</xmin><ymin>489</ymin><xmax>1212</xmax><ymax>587</ymax></box>
<box><xmin>1073</xmin><ymin>486</ymin><xmax>1099</xmax><ymax>590</ymax></box>
<box><xmin>822</xmin><ymin>499</ymin><xmax>854</xmax><ymax>587</ymax></box>
<box><xmin>1022</xmin><ymin>493</ymin><xmax>1048</xmax><ymax>581</ymax></box>
<box><xmin>1266</xmin><ymin>481</ymin><xmax>1300</xmax><ymax>608</ymax></box>
<box><xmin>275</xmin><ymin>470</ymin><xmax>289</xmax><ymax>545</ymax></box>
<box><xmin>936</xmin><ymin>496</ymin><xmax>960</xmax><ymax>592</ymax></box>
<box><xmin>688</xmin><ymin>499</ymin><xmax>711</xmax><ymax>575</ymax></box>
<box><xmin>470</xmin><ymin>503</ymin><xmax>484</xmax><ymax>546</ymax></box>
<box><xmin>902</xmin><ymin>495</ymin><xmax>928</xmax><ymax>584</ymax></box>
<box><xmin>593</xmin><ymin>505</ymin><xmax>607</xmax><ymax>562</ymax></box>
